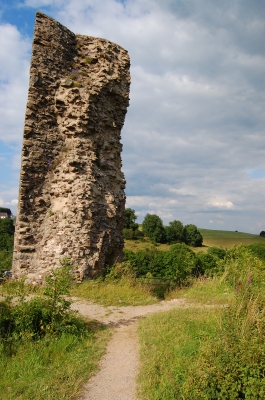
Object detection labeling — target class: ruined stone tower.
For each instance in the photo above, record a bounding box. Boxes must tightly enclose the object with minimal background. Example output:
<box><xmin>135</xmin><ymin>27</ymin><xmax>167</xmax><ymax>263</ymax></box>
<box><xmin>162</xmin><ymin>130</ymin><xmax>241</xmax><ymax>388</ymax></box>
<box><xmin>12</xmin><ymin>12</ymin><xmax>130</xmax><ymax>283</ymax></box>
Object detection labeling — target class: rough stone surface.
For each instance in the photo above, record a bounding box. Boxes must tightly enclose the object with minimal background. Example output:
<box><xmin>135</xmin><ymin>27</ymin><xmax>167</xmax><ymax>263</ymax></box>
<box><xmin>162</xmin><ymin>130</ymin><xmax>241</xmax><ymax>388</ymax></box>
<box><xmin>12</xmin><ymin>12</ymin><xmax>130</xmax><ymax>283</ymax></box>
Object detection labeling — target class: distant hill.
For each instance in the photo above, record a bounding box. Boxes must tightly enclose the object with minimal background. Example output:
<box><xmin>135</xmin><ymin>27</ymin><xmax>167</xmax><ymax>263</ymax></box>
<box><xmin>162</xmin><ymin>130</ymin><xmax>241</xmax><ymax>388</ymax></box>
<box><xmin>125</xmin><ymin>228</ymin><xmax>265</xmax><ymax>253</ymax></box>
<box><xmin>199</xmin><ymin>229</ymin><xmax>265</xmax><ymax>249</ymax></box>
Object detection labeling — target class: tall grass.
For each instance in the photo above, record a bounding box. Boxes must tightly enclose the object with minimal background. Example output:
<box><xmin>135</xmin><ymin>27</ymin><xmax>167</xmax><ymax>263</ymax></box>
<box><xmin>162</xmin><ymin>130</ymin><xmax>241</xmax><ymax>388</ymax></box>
<box><xmin>138</xmin><ymin>245</ymin><xmax>265</xmax><ymax>399</ymax></box>
<box><xmin>138</xmin><ymin>307</ymin><xmax>219</xmax><ymax>400</ymax></box>
<box><xmin>71</xmin><ymin>276</ymin><xmax>158</xmax><ymax>306</ymax></box>
<box><xmin>0</xmin><ymin>325</ymin><xmax>110</xmax><ymax>400</ymax></box>
<box><xmin>166</xmin><ymin>276</ymin><xmax>234</xmax><ymax>305</ymax></box>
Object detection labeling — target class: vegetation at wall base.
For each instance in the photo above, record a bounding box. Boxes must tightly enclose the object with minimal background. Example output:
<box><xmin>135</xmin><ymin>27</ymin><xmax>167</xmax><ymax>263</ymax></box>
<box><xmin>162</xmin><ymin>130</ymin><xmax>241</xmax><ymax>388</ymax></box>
<box><xmin>0</xmin><ymin>259</ymin><xmax>110</xmax><ymax>399</ymax></box>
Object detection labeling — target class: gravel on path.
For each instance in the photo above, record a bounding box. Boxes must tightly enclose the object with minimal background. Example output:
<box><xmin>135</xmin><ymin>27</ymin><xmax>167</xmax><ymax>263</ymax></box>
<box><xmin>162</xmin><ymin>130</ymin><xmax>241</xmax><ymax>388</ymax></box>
<box><xmin>72</xmin><ymin>298</ymin><xmax>189</xmax><ymax>400</ymax></box>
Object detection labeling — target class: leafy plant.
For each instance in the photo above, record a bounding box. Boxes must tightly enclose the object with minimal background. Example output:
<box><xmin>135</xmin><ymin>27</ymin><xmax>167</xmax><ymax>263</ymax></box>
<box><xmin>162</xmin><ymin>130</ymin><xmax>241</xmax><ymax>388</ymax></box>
<box><xmin>0</xmin><ymin>258</ymin><xmax>85</xmax><ymax>355</ymax></box>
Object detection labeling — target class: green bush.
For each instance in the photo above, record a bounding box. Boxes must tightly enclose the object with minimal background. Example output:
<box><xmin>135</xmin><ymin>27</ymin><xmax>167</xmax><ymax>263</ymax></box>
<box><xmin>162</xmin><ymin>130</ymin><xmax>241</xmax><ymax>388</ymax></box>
<box><xmin>124</xmin><ymin>244</ymin><xmax>197</xmax><ymax>284</ymax></box>
<box><xmin>218</xmin><ymin>245</ymin><xmax>265</xmax><ymax>290</ymax></box>
<box><xmin>123</xmin><ymin>228</ymin><xmax>144</xmax><ymax>240</ymax></box>
<box><xmin>247</xmin><ymin>242</ymin><xmax>265</xmax><ymax>264</ymax></box>
<box><xmin>196</xmin><ymin>252</ymin><xmax>217</xmax><ymax>275</ymax></box>
<box><xmin>182</xmin><ymin>245</ymin><xmax>265</xmax><ymax>399</ymax></box>
<box><xmin>195</xmin><ymin>247</ymin><xmax>226</xmax><ymax>276</ymax></box>
<box><xmin>0</xmin><ymin>258</ymin><xmax>86</xmax><ymax>355</ymax></box>
<box><xmin>207</xmin><ymin>246</ymin><xmax>226</xmax><ymax>259</ymax></box>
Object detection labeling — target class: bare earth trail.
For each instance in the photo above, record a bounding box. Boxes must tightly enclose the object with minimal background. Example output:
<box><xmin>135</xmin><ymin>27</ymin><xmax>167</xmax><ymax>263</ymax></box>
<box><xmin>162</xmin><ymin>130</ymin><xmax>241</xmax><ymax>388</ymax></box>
<box><xmin>71</xmin><ymin>298</ymin><xmax>190</xmax><ymax>400</ymax></box>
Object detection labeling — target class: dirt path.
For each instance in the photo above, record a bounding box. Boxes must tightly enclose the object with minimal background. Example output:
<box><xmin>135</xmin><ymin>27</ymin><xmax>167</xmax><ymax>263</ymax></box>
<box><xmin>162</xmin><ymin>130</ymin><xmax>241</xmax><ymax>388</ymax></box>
<box><xmin>72</xmin><ymin>298</ymin><xmax>189</xmax><ymax>400</ymax></box>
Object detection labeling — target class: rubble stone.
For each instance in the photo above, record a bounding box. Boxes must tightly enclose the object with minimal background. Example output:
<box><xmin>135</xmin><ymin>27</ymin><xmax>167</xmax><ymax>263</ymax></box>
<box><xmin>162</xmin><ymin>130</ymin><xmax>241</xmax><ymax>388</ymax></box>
<box><xmin>12</xmin><ymin>12</ymin><xmax>130</xmax><ymax>283</ymax></box>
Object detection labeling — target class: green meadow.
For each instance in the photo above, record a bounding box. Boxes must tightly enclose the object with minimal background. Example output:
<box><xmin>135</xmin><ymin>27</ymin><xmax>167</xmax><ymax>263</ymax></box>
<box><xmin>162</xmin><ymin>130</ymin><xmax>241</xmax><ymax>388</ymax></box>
<box><xmin>0</xmin><ymin>229</ymin><xmax>264</xmax><ymax>399</ymax></box>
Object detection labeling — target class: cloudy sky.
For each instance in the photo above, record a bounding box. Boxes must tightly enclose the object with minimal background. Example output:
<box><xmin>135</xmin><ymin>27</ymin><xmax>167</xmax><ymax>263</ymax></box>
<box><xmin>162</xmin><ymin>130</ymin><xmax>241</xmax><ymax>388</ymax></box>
<box><xmin>0</xmin><ymin>0</ymin><xmax>264</xmax><ymax>233</ymax></box>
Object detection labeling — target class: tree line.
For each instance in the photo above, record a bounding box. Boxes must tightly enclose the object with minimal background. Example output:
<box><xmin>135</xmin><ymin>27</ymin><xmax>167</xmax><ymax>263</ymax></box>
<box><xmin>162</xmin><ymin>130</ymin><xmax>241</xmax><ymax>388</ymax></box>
<box><xmin>123</xmin><ymin>208</ymin><xmax>203</xmax><ymax>247</ymax></box>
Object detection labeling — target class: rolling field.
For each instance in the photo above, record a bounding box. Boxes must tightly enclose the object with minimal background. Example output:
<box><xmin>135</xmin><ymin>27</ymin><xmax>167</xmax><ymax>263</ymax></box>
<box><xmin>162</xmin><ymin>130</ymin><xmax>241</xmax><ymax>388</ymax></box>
<box><xmin>199</xmin><ymin>228</ymin><xmax>265</xmax><ymax>249</ymax></box>
<box><xmin>124</xmin><ymin>229</ymin><xmax>265</xmax><ymax>253</ymax></box>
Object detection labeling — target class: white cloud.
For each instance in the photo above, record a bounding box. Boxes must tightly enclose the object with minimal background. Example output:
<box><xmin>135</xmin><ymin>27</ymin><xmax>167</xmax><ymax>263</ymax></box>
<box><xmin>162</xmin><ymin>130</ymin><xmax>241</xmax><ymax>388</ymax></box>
<box><xmin>0</xmin><ymin>0</ymin><xmax>264</xmax><ymax>232</ymax></box>
<box><xmin>207</xmin><ymin>201</ymin><xmax>234</xmax><ymax>210</ymax></box>
<box><xmin>0</xmin><ymin>23</ymin><xmax>30</xmax><ymax>142</ymax></box>
<box><xmin>7</xmin><ymin>199</ymin><xmax>18</xmax><ymax>206</ymax></box>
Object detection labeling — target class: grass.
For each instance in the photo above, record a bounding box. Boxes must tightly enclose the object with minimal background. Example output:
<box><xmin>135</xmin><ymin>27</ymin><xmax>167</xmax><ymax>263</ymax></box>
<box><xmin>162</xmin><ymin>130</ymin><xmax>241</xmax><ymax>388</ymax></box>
<box><xmin>0</xmin><ymin>322</ymin><xmax>110</xmax><ymax>400</ymax></box>
<box><xmin>137</xmin><ymin>246</ymin><xmax>265</xmax><ymax>399</ymax></box>
<box><xmin>199</xmin><ymin>228</ymin><xmax>265</xmax><ymax>249</ymax></box>
<box><xmin>124</xmin><ymin>239</ymin><xmax>171</xmax><ymax>252</ymax></box>
<box><xmin>125</xmin><ymin>229</ymin><xmax>265</xmax><ymax>254</ymax></box>
<box><xmin>71</xmin><ymin>277</ymin><xmax>158</xmax><ymax>306</ymax></box>
<box><xmin>166</xmin><ymin>276</ymin><xmax>234</xmax><ymax>305</ymax></box>
<box><xmin>137</xmin><ymin>307</ymin><xmax>219</xmax><ymax>400</ymax></box>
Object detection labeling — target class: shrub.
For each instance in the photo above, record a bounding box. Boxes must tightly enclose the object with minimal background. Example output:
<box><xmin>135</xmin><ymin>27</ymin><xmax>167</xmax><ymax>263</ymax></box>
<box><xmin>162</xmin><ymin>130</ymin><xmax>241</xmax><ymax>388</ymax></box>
<box><xmin>196</xmin><ymin>247</ymin><xmax>226</xmax><ymax>276</ymax></box>
<box><xmin>124</xmin><ymin>244</ymin><xmax>197</xmax><ymax>284</ymax></box>
<box><xmin>247</xmin><ymin>242</ymin><xmax>265</xmax><ymax>264</ymax></box>
<box><xmin>182</xmin><ymin>245</ymin><xmax>265</xmax><ymax>399</ymax></box>
<box><xmin>183</xmin><ymin>224</ymin><xmax>203</xmax><ymax>247</ymax></box>
<box><xmin>0</xmin><ymin>258</ymin><xmax>86</xmax><ymax>355</ymax></box>
<box><xmin>196</xmin><ymin>252</ymin><xmax>217</xmax><ymax>276</ymax></box>
<box><xmin>207</xmin><ymin>246</ymin><xmax>226</xmax><ymax>260</ymax></box>
<box><xmin>218</xmin><ymin>245</ymin><xmax>265</xmax><ymax>290</ymax></box>
<box><xmin>142</xmin><ymin>214</ymin><xmax>166</xmax><ymax>243</ymax></box>
<box><xmin>123</xmin><ymin>228</ymin><xmax>144</xmax><ymax>240</ymax></box>
<box><xmin>163</xmin><ymin>243</ymin><xmax>197</xmax><ymax>282</ymax></box>
<box><xmin>123</xmin><ymin>248</ymin><xmax>159</xmax><ymax>277</ymax></box>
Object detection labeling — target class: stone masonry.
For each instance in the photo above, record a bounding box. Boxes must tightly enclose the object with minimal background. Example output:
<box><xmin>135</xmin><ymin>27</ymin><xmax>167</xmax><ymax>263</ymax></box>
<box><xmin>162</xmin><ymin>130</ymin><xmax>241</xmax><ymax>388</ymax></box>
<box><xmin>12</xmin><ymin>12</ymin><xmax>130</xmax><ymax>283</ymax></box>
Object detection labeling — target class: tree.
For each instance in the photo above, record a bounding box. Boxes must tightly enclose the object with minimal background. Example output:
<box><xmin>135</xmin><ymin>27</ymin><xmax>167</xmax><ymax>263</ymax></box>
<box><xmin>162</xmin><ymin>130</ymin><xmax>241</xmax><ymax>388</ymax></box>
<box><xmin>0</xmin><ymin>207</ymin><xmax>12</xmax><ymax>217</ymax></box>
<box><xmin>124</xmin><ymin>208</ymin><xmax>138</xmax><ymax>231</ymax></box>
<box><xmin>165</xmin><ymin>220</ymin><xmax>184</xmax><ymax>244</ymax></box>
<box><xmin>142</xmin><ymin>214</ymin><xmax>166</xmax><ymax>243</ymax></box>
<box><xmin>260</xmin><ymin>231</ymin><xmax>265</xmax><ymax>238</ymax></box>
<box><xmin>183</xmin><ymin>224</ymin><xmax>203</xmax><ymax>247</ymax></box>
<box><xmin>0</xmin><ymin>218</ymin><xmax>15</xmax><ymax>236</ymax></box>
<box><xmin>123</xmin><ymin>208</ymin><xmax>144</xmax><ymax>240</ymax></box>
<box><xmin>0</xmin><ymin>217</ymin><xmax>15</xmax><ymax>269</ymax></box>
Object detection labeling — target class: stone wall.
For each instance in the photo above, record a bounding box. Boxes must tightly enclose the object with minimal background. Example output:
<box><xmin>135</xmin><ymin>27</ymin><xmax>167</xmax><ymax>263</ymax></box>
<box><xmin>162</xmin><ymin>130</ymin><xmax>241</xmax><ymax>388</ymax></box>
<box><xmin>12</xmin><ymin>12</ymin><xmax>130</xmax><ymax>283</ymax></box>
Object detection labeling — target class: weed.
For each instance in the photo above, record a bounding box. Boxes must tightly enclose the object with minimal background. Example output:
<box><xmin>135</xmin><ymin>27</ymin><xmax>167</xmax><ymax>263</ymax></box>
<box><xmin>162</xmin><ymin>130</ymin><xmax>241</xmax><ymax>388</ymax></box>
<box><xmin>84</xmin><ymin>56</ymin><xmax>93</xmax><ymax>64</ymax></box>
<box><xmin>73</xmin><ymin>81</ymin><xmax>82</xmax><ymax>87</ymax></box>
<box><xmin>0</xmin><ymin>259</ymin><xmax>111</xmax><ymax>398</ymax></box>
<box><xmin>0</xmin><ymin>258</ymin><xmax>84</xmax><ymax>354</ymax></box>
